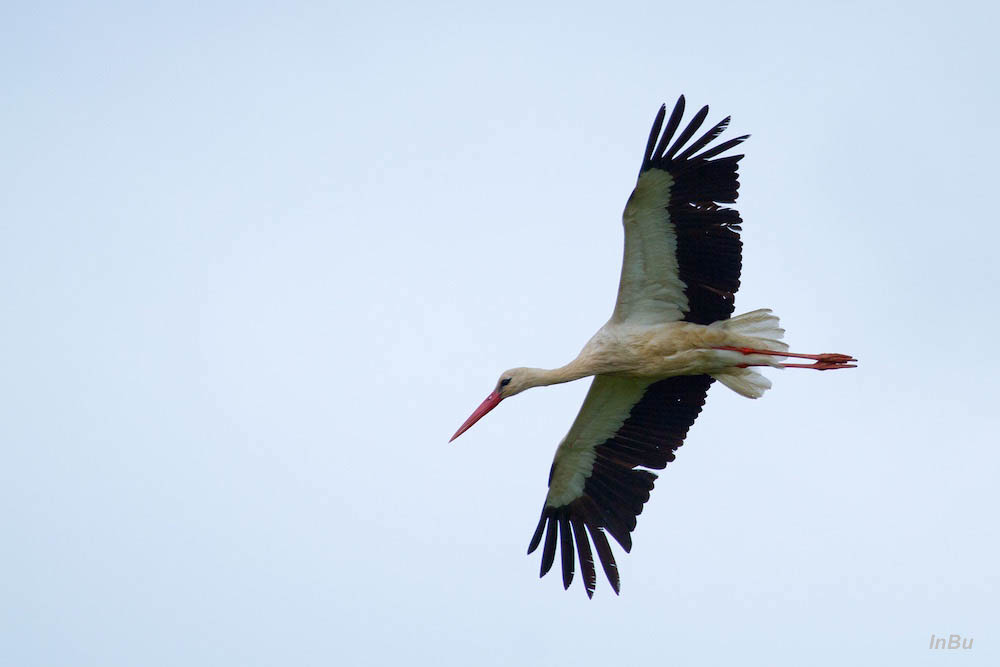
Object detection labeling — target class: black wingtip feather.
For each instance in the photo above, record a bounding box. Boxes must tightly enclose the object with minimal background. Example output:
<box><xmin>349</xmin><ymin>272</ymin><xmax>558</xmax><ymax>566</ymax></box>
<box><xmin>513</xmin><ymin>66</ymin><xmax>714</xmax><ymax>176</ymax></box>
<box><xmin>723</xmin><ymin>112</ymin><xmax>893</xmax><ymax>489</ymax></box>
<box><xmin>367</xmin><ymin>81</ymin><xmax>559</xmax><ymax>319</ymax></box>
<box><xmin>539</xmin><ymin>516</ymin><xmax>558</xmax><ymax>577</ymax></box>
<box><xmin>587</xmin><ymin>524</ymin><xmax>620</xmax><ymax>594</ymax></box>
<box><xmin>559</xmin><ymin>514</ymin><xmax>575</xmax><ymax>590</ymax></box>
<box><xmin>527</xmin><ymin>509</ymin><xmax>546</xmax><ymax>554</ymax></box>
<box><xmin>651</xmin><ymin>95</ymin><xmax>686</xmax><ymax>163</ymax></box>
<box><xmin>641</xmin><ymin>104</ymin><xmax>667</xmax><ymax>170</ymax></box>
<box><xmin>571</xmin><ymin>517</ymin><xmax>596</xmax><ymax>598</ymax></box>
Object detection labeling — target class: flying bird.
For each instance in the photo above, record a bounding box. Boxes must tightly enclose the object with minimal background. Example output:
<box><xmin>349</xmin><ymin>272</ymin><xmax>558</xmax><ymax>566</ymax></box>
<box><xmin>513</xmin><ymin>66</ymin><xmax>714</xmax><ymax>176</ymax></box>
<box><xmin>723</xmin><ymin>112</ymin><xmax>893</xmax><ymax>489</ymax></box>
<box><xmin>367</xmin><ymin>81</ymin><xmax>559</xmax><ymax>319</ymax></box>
<box><xmin>450</xmin><ymin>96</ymin><xmax>856</xmax><ymax>598</ymax></box>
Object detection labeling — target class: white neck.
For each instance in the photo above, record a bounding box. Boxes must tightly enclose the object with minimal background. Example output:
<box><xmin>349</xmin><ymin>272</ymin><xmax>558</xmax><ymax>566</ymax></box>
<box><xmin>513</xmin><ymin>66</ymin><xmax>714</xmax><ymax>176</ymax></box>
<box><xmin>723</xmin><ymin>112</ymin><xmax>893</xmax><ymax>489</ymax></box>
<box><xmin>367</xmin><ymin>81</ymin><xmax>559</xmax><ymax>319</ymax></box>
<box><xmin>520</xmin><ymin>359</ymin><xmax>594</xmax><ymax>390</ymax></box>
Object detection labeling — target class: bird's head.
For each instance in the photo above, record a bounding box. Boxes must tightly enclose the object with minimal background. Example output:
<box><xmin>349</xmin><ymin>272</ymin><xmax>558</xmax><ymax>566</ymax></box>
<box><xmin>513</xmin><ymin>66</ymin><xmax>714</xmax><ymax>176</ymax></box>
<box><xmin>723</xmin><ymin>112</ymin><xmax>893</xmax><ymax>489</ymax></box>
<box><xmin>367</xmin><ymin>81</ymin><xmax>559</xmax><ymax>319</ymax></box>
<box><xmin>450</xmin><ymin>367</ymin><xmax>536</xmax><ymax>442</ymax></box>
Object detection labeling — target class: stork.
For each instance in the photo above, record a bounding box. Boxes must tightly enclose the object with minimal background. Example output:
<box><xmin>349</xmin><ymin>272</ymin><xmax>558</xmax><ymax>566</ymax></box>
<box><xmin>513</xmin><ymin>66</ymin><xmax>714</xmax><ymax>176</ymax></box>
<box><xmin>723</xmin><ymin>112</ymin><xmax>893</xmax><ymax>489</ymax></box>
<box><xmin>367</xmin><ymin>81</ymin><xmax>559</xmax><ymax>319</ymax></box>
<box><xmin>450</xmin><ymin>96</ymin><xmax>856</xmax><ymax>598</ymax></box>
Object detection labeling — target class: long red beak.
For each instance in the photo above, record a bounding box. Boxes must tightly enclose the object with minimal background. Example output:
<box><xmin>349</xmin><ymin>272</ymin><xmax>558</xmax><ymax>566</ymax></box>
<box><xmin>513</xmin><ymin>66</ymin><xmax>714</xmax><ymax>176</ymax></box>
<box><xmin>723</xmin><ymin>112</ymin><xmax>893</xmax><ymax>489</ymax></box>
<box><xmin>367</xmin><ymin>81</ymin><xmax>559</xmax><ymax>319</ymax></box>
<box><xmin>450</xmin><ymin>391</ymin><xmax>502</xmax><ymax>442</ymax></box>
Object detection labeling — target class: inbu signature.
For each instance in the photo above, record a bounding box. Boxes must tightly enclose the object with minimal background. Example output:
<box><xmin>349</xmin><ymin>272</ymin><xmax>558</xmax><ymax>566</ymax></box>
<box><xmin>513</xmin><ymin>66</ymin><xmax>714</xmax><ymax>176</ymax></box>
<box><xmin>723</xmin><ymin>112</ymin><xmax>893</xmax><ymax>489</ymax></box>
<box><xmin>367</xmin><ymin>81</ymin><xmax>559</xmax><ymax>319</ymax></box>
<box><xmin>929</xmin><ymin>634</ymin><xmax>974</xmax><ymax>650</ymax></box>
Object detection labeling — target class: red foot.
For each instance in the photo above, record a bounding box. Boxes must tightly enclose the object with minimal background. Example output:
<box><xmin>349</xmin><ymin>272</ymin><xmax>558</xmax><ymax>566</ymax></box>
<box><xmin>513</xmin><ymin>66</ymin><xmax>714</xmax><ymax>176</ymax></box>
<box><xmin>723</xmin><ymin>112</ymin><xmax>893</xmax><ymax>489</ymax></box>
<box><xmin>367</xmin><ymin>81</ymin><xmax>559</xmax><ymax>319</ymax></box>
<box><xmin>781</xmin><ymin>360</ymin><xmax>858</xmax><ymax>371</ymax></box>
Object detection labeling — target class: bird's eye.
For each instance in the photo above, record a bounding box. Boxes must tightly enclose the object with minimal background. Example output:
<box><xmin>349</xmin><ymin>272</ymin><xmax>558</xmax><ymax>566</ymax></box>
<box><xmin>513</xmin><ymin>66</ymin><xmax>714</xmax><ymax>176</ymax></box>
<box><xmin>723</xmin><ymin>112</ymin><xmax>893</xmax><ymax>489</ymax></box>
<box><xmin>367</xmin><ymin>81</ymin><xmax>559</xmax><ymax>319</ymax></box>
<box><xmin>500</xmin><ymin>378</ymin><xmax>511</xmax><ymax>387</ymax></box>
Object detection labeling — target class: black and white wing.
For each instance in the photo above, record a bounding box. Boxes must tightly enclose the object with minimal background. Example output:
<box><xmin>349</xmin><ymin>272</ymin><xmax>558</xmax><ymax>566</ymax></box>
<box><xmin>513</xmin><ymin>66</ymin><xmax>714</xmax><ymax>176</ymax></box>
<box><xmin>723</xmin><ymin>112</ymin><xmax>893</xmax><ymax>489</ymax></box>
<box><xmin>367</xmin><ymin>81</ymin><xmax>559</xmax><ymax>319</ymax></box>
<box><xmin>613</xmin><ymin>95</ymin><xmax>747</xmax><ymax>326</ymax></box>
<box><xmin>527</xmin><ymin>374</ymin><xmax>713</xmax><ymax>597</ymax></box>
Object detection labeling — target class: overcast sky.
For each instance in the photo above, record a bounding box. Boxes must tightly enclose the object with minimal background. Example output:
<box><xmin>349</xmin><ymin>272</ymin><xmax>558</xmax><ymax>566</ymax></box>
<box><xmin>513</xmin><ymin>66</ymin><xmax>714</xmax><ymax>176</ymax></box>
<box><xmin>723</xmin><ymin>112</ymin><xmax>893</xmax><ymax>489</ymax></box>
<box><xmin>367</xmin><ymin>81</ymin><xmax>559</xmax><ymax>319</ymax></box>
<box><xmin>3</xmin><ymin>1</ymin><xmax>998</xmax><ymax>665</ymax></box>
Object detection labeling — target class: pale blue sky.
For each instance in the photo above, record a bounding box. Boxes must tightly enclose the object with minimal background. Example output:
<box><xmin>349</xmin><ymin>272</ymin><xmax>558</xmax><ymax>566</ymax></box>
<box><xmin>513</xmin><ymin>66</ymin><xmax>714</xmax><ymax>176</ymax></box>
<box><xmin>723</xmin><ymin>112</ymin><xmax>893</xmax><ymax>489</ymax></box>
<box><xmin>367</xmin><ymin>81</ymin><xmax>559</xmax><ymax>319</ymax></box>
<box><xmin>2</xmin><ymin>1</ymin><xmax>998</xmax><ymax>665</ymax></box>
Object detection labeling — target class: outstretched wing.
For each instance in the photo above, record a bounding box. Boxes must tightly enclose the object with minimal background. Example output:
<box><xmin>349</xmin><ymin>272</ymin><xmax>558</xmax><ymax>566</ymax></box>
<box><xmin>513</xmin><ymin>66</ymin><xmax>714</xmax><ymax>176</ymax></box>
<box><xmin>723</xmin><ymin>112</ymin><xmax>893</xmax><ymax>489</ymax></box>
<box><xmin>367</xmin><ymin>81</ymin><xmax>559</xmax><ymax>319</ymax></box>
<box><xmin>612</xmin><ymin>96</ymin><xmax>747</xmax><ymax>326</ymax></box>
<box><xmin>527</xmin><ymin>374</ymin><xmax>714</xmax><ymax>597</ymax></box>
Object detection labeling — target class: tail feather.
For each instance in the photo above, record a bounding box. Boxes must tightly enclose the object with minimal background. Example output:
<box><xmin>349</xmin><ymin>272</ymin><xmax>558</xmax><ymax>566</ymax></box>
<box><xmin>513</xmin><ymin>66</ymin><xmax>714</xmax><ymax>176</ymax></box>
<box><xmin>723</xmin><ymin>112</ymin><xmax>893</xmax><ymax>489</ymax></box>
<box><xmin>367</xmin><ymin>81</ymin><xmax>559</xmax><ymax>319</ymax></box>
<box><xmin>710</xmin><ymin>308</ymin><xmax>787</xmax><ymax>399</ymax></box>
<box><xmin>712</xmin><ymin>308</ymin><xmax>788</xmax><ymax>351</ymax></box>
<box><xmin>712</xmin><ymin>368</ymin><xmax>772</xmax><ymax>399</ymax></box>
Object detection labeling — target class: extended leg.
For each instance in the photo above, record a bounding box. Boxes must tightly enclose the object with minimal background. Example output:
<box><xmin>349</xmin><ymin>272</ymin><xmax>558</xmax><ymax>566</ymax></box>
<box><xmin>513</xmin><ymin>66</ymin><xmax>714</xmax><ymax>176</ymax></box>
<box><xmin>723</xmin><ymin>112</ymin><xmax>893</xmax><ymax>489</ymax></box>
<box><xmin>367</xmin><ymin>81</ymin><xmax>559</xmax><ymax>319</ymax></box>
<box><xmin>714</xmin><ymin>346</ymin><xmax>857</xmax><ymax>371</ymax></box>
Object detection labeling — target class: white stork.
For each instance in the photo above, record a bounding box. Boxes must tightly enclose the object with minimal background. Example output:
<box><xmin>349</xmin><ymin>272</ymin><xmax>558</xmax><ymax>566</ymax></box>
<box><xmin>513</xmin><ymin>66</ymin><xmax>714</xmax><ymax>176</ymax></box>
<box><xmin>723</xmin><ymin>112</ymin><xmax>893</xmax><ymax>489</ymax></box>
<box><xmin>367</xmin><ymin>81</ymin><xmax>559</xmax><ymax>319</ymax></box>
<box><xmin>450</xmin><ymin>96</ymin><xmax>855</xmax><ymax>598</ymax></box>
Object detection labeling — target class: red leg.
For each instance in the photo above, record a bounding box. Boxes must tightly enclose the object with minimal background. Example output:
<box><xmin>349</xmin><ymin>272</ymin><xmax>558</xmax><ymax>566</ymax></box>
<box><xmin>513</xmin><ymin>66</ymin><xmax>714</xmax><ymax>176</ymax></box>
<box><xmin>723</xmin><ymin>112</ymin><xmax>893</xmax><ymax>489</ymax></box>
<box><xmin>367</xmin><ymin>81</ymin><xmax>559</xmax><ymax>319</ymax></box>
<box><xmin>780</xmin><ymin>361</ymin><xmax>857</xmax><ymax>371</ymax></box>
<box><xmin>714</xmin><ymin>346</ymin><xmax>857</xmax><ymax>371</ymax></box>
